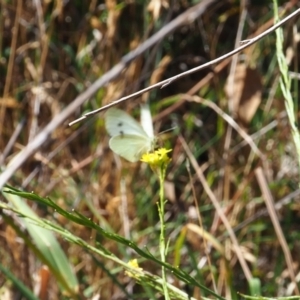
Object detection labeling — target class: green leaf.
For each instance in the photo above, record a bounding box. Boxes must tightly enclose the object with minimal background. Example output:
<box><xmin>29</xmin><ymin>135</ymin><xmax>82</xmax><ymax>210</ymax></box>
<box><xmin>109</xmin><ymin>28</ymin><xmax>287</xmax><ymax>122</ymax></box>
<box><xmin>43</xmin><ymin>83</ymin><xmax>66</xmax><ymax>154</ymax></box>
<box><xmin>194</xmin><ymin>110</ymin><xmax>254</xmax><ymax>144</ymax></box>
<box><xmin>0</xmin><ymin>263</ymin><xmax>39</xmax><ymax>300</ymax></box>
<box><xmin>2</xmin><ymin>189</ymin><xmax>79</xmax><ymax>297</ymax></box>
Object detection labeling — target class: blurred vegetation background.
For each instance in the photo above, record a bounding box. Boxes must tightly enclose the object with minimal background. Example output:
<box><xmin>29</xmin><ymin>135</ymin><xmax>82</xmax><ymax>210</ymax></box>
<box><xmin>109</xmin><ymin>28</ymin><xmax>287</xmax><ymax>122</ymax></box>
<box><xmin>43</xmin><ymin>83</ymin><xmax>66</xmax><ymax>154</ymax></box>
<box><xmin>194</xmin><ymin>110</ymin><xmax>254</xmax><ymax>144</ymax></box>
<box><xmin>1</xmin><ymin>0</ymin><xmax>300</xmax><ymax>299</ymax></box>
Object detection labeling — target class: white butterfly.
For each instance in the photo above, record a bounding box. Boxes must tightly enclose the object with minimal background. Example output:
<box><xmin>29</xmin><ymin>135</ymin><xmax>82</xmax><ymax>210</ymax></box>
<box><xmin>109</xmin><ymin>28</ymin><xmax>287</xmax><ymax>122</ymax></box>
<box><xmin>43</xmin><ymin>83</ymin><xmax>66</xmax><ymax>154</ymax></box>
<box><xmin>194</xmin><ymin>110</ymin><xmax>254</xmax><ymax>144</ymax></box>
<box><xmin>105</xmin><ymin>106</ymin><xmax>155</xmax><ymax>162</ymax></box>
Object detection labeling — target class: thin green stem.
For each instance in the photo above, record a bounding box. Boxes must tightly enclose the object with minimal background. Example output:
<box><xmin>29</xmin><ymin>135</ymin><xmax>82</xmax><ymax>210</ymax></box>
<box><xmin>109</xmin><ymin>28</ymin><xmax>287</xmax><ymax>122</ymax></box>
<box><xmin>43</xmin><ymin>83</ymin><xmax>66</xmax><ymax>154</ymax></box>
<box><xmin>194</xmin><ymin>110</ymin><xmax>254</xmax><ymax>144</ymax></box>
<box><xmin>273</xmin><ymin>0</ymin><xmax>300</xmax><ymax>181</ymax></box>
<box><xmin>158</xmin><ymin>165</ymin><xmax>170</xmax><ymax>300</ymax></box>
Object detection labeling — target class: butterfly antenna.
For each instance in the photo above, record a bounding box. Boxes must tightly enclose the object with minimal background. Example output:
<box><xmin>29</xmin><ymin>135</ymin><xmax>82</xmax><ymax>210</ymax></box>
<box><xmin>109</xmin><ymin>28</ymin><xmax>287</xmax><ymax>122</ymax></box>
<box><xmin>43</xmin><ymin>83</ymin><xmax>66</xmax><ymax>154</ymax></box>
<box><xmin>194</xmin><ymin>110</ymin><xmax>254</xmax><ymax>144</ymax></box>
<box><xmin>158</xmin><ymin>126</ymin><xmax>177</xmax><ymax>136</ymax></box>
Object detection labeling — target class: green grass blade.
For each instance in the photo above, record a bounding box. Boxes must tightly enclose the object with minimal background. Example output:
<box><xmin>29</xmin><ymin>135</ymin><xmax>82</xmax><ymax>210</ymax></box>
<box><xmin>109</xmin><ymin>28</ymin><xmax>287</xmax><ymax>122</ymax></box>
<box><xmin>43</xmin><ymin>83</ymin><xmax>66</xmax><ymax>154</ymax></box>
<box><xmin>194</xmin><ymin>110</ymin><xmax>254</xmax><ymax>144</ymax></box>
<box><xmin>2</xmin><ymin>190</ymin><xmax>79</xmax><ymax>296</ymax></box>
<box><xmin>0</xmin><ymin>263</ymin><xmax>39</xmax><ymax>300</ymax></box>
<box><xmin>3</xmin><ymin>186</ymin><xmax>226</xmax><ymax>300</ymax></box>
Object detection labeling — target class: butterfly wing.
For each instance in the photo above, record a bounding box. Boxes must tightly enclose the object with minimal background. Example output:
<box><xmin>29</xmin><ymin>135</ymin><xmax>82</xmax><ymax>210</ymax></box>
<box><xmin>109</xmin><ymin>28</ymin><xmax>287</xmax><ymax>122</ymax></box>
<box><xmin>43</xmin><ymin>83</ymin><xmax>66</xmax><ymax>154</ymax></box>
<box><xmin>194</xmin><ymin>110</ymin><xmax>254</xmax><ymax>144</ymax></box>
<box><xmin>109</xmin><ymin>134</ymin><xmax>152</xmax><ymax>162</ymax></box>
<box><xmin>140</xmin><ymin>103</ymin><xmax>154</xmax><ymax>138</ymax></box>
<box><xmin>105</xmin><ymin>108</ymin><xmax>147</xmax><ymax>137</ymax></box>
<box><xmin>105</xmin><ymin>108</ymin><xmax>155</xmax><ymax>162</ymax></box>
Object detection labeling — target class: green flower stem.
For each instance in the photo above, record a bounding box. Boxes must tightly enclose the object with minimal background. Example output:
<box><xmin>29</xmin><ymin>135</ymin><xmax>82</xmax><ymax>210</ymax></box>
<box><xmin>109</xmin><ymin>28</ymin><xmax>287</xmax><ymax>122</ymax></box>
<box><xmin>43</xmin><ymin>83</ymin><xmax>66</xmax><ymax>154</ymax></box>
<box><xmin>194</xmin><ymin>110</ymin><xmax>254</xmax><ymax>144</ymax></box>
<box><xmin>273</xmin><ymin>0</ymin><xmax>300</xmax><ymax>179</ymax></box>
<box><xmin>140</xmin><ymin>149</ymin><xmax>172</xmax><ymax>299</ymax></box>
<box><xmin>158</xmin><ymin>164</ymin><xmax>170</xmax><ymax>300</ymax></box>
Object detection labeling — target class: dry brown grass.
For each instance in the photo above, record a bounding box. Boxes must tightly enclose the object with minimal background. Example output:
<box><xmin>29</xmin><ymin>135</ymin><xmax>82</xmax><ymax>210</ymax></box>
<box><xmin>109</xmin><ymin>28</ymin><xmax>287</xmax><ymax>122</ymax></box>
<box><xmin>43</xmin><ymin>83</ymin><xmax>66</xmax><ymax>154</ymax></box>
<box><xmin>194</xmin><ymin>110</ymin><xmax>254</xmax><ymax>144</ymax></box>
<box><xmin>1</xmin><ymin>1</ymin><xmax>300</xmax><ymax>299</ymax></box>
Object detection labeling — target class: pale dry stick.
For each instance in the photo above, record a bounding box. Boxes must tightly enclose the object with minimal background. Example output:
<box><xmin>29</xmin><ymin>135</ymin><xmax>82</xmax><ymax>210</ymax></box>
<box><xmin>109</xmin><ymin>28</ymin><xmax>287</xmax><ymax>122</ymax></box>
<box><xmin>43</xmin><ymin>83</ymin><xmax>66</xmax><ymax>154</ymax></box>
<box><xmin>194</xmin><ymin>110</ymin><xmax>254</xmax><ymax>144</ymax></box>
<box><xmin>264</xmin><ymin>73</ymin><xmax>280</xmax><ymax>114</ymax></box>
<box><xmin>255</xmin><ymin>167</ymin><xmax>300</xmax><ymax>295</ymax></box>
<box><xmin>186</xmin><ymin>160</ymin><xmax>218</xmax><ymax>294</ymax></box>
<box><xmin>22</xmin><ymin>167</ymin><xmax>40</xmax><ymax>189</ymax></box>
<box><xmin>211</xmin><ymin>172</ymin><xmax>255</xmax><ymax>235</ymax></box>
<box><xmin>289</xmin><ymin>71</ymin><xmax>300</xmax><ymax>80</ymax></box>
<box><xmin>40</xmin><ymin>148</ymin><xmax>104</xmax><ymax>197</ymax></box>
<box><xmin>244</xmin><ymin>151</ymin><xmax>258</xmax><ymax>183</ymax></box>
<box><xmin>231</xmin><ymin>111</ymin><xmax>287</xmax><ymax>153</ymax></box>
<box><xmin>120</xmin><ymin>178</ymin><xmax>131</xmax><ymax>241</ymax></box>
<box><xmin>0</xmin><ymin>118</ymin><xmax>26</xmax><ymax>166</ymax></box>
<box><xmin>179</xmin><ymin>135</ymin><xmax>253</xmax><ymax>282</ymax></box>
<box><xmin>28</xmin><ymin>0</ymin><xmax>46</xmax><ymax>141</ymax></box>
<box><xmin>231</xmin><ymin>188</ymin><xmax>300</xmax><ymax>234</ymax></box>
<box><xmin>69</xmin><ymin>0</ymin><xmax>216</xmax><ymax>126</ymax></box>
<box><xmin>0</xmin><ymin>0</ymin><xmax>22</xmax><ymax>145</ymax></box>
<box><xmin>29</xmin><ymin>86</ymin><xmax>41</xmax><ymax>142</ymax></box>
<box><xmin>33</xmin><ymin>0</ymin><xmax>47</xmax><ymax>79</ymax></box>
<box><xmin>227</xmin><ymin>0</ymin><xmax>248</xmax><ymax>114</ymax></box>
<box><xmin>23</xmin><ymin>120</ymin><xmax>91</xmax><ymax>189</ymax></box>
<box><xmin>222</xmin><ymin>0</ymin><xmax>248</xmax><ymax>207</ymax></box>
<box><xmin>154</xmin><ymin>57</ymin><xmax>231</xmax><ymax>122</ymax></box>
<box><xmin>70</xmin><ymin>7</ymin><xmax>300</xmax><ymax>125</ymax></box>
<box><xmin>222</xmin><ymin>125</ymin><xmax>232</xmax><ymax>204</ymax></box>
<box><xmin>185</xmin><ymin>95</ymin><xmax>264</xmax><ymax>159</ymax></box>
<box><xmin>0</xmin><ymin>0</ymin><xmax>215</xmax><ymax>190</ymax></box>
<box><xmin>155</xmin><ymin>3</ymin><xmax>293</xmax><ymax>123</ymax></box>
<box><xmin>140</xmin><ymin>5</ymin><xmax>174</xmax><ymax>92</ymax></box>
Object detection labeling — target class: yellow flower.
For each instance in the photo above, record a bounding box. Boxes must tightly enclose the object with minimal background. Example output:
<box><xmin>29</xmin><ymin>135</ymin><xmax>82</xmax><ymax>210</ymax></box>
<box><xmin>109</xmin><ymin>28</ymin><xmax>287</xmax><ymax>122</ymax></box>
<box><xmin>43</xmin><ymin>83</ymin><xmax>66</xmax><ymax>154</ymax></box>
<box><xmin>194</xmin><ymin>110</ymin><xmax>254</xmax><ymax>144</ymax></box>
<box><xmin>140</xmin><ymin>148</ymin><xmax>172</xmax><ymax>168</ymax></box>
<box><xmin>125</xmin><ymin>259</ymin><xmax>143</xmax><ymax>279</ymax></box>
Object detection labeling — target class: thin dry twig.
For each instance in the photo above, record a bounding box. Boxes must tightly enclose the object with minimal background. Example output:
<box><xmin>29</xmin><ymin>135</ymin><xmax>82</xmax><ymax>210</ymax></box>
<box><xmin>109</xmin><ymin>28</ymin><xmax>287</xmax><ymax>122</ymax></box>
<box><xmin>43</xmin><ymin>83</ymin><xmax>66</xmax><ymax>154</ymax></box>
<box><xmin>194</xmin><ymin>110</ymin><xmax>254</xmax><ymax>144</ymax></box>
<box><xmin>0</xmin><ymin>0</ymin><xmax>215</xmax><ymax>190</ymax></box>
<box><xmin>28</xmin><ymin>0</ymin><xmax>46</xmax><ymax>141</ymax></box>
<box><xmin>69</xmin><ymin>7</ymin><xmax>300</xmax><ymax>125</ymax></box>
<box><xmin>232</xmin><ymin>187</ymin><xmax>300</xmax><ymax>233</ymax></box>
<box><xmin>154</xmin><ymin>2</ymin><xmax>294</xmax><ymax>123</ymax></box>
<box><xmin>255</xmin><ymin>167</ymin><xmax>299</xmax><ymax>295</ymax></box>
<box><xmin>186</xmin><ymin>160</ymin><xmax>218</xmax><ymax>293</ymax></box>
<box><xmin>179</xmin><ymin>135</ymin><xmax>253</xmax><ymax>282</ymax></box>
<box><xmin>226</xmin><ymin>0</ymin><xmax>248</xmax><ymax>114</ymax></box>
<box><xmin>185</xmin><ymin>95</ymin><xmax>265</xmax><ymax>159</ymax></box>
<box><xmin>40</xmin><ymin>148</ymin><xmax>103</xmax><ymax>197</ymax></box>
<box><xmin>221</xmin><ymin>0</ymin><xmax>248</xmax><ymax>205</ymax></box>
<box><xmin>0</xmin><ymin>0</ymin><xmax>22</xmax><ymax>145</ymax></box>
<box><xmin>153</xmin><ymin>56</ymin><xmax>230</xmax><ymax>122</ymax></box>
<box><xmin>0</xmin><ymin>118</ymin><xmax>26</xmax><ymax>166</ymax></box>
